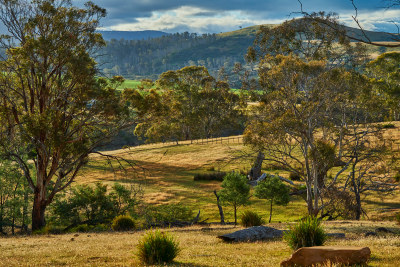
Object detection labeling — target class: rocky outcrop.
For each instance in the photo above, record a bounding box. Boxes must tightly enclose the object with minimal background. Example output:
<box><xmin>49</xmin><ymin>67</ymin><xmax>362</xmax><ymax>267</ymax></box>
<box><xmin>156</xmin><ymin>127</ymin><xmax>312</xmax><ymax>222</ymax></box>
<box><xmin>280</xmin><ymin>246</ymin><xmax>371</xmax><ymax>267</ymax></box>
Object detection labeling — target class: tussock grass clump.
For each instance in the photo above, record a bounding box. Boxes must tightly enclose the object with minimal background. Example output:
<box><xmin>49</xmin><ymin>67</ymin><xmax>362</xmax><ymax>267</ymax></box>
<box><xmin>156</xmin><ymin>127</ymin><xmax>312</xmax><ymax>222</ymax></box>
<box><xmin>193</xmin><ymin>172</ymin><xmax>226</xmax><ymax>181</ymax></box>
<box><xmin>136</xmin><ymin>230</ymin><xmax>180</xmax><ymax>265</ymax></box>
<box><xmin>240</xmin><ymin>210</ymin><xmax>264</xmax><ymax>227</ymax></box>
<box><xmin>283</xmin><ymin>216</ymin><xmax>327</xmax><ymax>250</ymax></box>
<box><xmin>111</xmin><ymin>215</ymin><xmax>136</xmax><ymax>231</ymax></box>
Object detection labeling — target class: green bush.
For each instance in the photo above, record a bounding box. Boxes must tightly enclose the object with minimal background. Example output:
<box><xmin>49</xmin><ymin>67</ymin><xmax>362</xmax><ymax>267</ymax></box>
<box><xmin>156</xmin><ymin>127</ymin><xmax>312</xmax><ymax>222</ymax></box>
<box><xmin>50</xmin><ymin>182</ymin><xmax>138</xmax><ymax>228</ymax></box>
<box><xmin>111</xmin><ymin>215</ymin><xmax>136</xmax><ymax>231</ymax></box>
<box><xmin>240</xmin><ymin>210</ymin><xmax>264</xmax><ymax>227</ymax></box>
<box><xmin>193</xmin><ymin>172</ymin><xmax>226</xmax><ymax>181</ymax></box>
<box><xmin>283</xmin><ymin>216</ymin><xmax>327</xmax><ymax>250</ymax></box>
<box><xmin>136</xmin><ymin>230</ymin><xmax>180</xmax><ymax>265</ymax></box>
<box><xmin>289</xmin><ymin>172</ymin><xmax>301</xmax><ymax>181</ymax></box>
<box><xmin>382</xmin><ymin>123</ymin><xmax>396</xmax><ymax>129</ymax></box>
<box><xmin>394</xmin><ymin>173</ymin><xmax>400</xmax><ymax>183</ymax></box>
<box><xmin>396</xmin><ymin>213</ymin><xmax>400</xmax><ymax>225</ymax></box>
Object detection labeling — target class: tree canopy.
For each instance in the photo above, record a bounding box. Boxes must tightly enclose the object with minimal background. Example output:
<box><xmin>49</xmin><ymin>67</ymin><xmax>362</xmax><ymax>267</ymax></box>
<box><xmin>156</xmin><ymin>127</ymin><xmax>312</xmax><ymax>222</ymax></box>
<box><xmin>0</xmin><ymin>0</ymin><xmax>134</xmax><ymax>230</ymax></box>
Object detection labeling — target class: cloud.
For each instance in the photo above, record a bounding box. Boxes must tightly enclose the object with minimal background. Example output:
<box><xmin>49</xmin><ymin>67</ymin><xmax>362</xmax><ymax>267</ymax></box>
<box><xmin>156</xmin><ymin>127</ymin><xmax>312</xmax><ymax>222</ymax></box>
<box><xmin>101</xmin><ymin>6</ymin><xmax>286</xmax><ymax>33</ymax></box>
<box><xmin>339</xmin><ymin>8</ymin><xmax>400</xmax><ymax>32</ymax></box>
<box><xmin>74</xmin><ymin>0</ymin><xmax>400</xmax><ymax>33</ymax></box>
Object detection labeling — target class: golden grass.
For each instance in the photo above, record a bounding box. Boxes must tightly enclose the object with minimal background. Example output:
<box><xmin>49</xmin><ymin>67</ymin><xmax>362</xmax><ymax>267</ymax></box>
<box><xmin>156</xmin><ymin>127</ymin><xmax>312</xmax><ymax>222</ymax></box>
<box><xmin>73</xmin><ymin>126</ymin><xmax>400</xmax><ymax>222</ymax></box>
<box><xmin>0</xmin><ymin>221</ymin><xmax>398</xmax><ymax>266</ymax></box>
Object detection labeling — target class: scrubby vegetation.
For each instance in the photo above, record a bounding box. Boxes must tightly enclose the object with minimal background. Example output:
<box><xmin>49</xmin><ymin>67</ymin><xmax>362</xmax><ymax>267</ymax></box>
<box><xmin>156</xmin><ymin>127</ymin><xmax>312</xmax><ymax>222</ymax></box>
<box><xmin>240</xmin><ymin>210</ymin><xmax>264</xmax><ymax>227</ymax></box>
<box><xmin>111</xmin><ymin>215</ymin><xmax>136</xmax><ymax>231</ymax></box>
<box><xmin>136</xmin><ymin>230</ymin><xmax>180</xmax><ymax>265</ymax></box>
<box><xmin>283</xmin><ymin>216</ymin><xmax>327</xmax><ymax>250</ymax></box>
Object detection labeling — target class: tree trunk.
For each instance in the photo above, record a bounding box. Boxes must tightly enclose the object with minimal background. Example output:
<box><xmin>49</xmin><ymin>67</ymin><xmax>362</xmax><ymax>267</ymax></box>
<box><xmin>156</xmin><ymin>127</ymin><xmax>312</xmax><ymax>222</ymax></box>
<box><xmin>249</xmin><ymin>151</ymin><xmax>265</xmax><ymax>180</ymax></box>
<box><xmin>234</xmin><ymin>204</ymin><xmax>237</xmax><ymax>225</ymax></box>
<box><xmin>31</xmin><ymin>185</ymin><xmax>47</xmax><ymax>231</ymax></box>
<box><xmin>269</xmin><ymin>199</ymin><xmax>273</xmax><ymax>223</ymax></box>
<box><xmin>213</xmin><ymin>190</ymin><xmax>225</xmax><ymax>224</ymax></box>
<box><xmin>306</xmin><ymin>181</ymin><xmax>313</xmax><ymax>215</ymax></box>
<box><xmin>22</xmin><ymin>188</ymin><xmax>29</xmax><ymax>233</ymax></box>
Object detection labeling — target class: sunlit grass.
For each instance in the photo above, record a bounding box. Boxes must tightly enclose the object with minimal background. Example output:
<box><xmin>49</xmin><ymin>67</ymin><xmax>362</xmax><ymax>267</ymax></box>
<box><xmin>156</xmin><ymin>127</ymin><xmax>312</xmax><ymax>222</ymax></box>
<box><xmin>0</xmin><ymin>222</ymin><xmax>398</xmax><ymax>266</ymax></box>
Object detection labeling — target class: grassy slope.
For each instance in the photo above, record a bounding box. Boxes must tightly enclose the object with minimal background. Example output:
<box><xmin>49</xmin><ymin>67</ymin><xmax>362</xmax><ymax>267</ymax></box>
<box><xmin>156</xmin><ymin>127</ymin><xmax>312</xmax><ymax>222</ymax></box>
<box><xmin>76</xmin><ymin>124</ymin><xmax>400</xmax><ymax>223</ymax></box>
<box><xmin>0</xmin><ymin>221</ymin><xmax>399</xmax><ymax>266</ymax></box>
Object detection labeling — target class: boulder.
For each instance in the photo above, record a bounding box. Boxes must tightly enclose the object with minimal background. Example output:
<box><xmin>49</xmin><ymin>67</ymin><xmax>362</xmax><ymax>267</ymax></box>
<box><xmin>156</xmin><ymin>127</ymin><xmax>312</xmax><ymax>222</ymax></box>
<box><xmin>280</xmin><ymin>246</ymin><xmax>371</xmax><ymax>267</ymax></box>
<box><xmin>217</xmin><ymin>226</ymin><xmax>283</xmax><ymax>242</ymax></box>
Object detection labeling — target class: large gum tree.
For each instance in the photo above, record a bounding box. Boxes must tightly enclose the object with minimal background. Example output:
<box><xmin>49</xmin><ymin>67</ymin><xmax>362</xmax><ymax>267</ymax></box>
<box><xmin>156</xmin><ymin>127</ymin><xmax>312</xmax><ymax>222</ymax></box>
<box><xmin>0</xmin><ymin>0</ymin><xmax>133</xmax><ymax>231</ymax></box>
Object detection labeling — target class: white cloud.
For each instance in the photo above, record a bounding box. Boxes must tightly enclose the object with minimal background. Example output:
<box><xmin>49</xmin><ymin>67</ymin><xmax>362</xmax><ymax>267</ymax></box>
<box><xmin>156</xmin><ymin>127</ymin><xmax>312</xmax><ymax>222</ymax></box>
<box><xmin>339</xmin><ymin>9</ymin><xmax>400</xmax><ymax>32</ymax></box>
<box><xmin>102</xmin><ymin>6</ymin><xmax>286</xmax><ymax>33</ymax></box>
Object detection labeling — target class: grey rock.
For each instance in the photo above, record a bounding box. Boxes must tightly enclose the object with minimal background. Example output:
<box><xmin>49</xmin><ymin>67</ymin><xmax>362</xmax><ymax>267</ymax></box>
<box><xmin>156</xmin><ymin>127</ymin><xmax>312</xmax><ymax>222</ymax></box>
<box><xmin>217</xmin><ymin>226</ymin><xmax>283</xmax><ymax>242</ymax></box>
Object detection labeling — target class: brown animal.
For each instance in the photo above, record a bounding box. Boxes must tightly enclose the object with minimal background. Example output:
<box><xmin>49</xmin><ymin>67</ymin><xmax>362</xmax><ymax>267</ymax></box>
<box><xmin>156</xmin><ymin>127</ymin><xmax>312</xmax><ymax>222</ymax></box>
<box><xmin>280</xmin><ymin>246</ymin><xmax>371</xmax><ymax>267</ymax></box>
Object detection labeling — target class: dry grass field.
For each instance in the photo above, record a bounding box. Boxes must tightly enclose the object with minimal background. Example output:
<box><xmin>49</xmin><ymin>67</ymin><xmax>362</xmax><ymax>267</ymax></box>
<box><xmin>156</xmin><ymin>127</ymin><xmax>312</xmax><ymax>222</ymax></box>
<box><xmin>0</xmin><ymin>221</ymin><xmax>398</xmax><ymax>266</ymax></box>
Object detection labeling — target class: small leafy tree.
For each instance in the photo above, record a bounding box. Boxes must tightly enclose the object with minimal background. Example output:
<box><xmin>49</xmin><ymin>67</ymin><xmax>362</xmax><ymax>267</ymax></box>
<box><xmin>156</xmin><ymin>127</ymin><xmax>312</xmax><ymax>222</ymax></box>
<box><xmin>254</xmin><ymin>175</ymin><xmax>290</xmax><ymax>223</ymax></box>
<box><xmin>219</xmin><ymin>172</ymin><xmax>250</xmax><ymax>225</ymax></box>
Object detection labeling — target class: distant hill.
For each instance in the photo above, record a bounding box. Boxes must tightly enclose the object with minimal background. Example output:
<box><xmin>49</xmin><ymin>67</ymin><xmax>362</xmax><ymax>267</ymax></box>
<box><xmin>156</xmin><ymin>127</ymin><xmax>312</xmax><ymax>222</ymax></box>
<box><xmin>98</xmin><ymin>30</ymin><xmax>169</xmax><ymax>41</ymax></box>
<box><xmin>98</xmin><ymin>24</ymin><xmax>400</xmax><ymax>84</ymax></box>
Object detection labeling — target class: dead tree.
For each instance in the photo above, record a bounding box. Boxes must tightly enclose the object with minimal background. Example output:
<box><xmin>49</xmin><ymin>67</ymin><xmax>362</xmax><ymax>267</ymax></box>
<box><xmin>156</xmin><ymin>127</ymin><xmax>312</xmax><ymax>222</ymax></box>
<box><xmin>213</xmin><ymin>190</ymin><xmax>225</xmax><ymax>224</ymax></box>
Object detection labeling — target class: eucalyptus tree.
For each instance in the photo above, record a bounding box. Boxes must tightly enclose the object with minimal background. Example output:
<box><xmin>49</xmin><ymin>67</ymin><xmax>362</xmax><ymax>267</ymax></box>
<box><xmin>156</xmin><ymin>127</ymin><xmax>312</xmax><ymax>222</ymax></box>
<box><xmin>0</xmin><ymin>0</ymin><xmax>134</xmax><ymax>231</ymax></box>
<box><xmin>244</xmin><ymin>15</ymin><xmax>393</xmax><ymax>217</ymax></box>
<box><xmin>129</xmin><ymin>66</ymin><xmax>242</xmax><ymax>143</ymax></box>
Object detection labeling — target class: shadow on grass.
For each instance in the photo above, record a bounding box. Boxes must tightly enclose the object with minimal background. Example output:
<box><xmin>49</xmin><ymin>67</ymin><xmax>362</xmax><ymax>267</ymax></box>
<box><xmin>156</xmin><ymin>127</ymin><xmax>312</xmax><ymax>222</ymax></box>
<box><xmin>364</xmin><ymin>199</ymin><xmax>400</xmax><ymax>209</ymax></box>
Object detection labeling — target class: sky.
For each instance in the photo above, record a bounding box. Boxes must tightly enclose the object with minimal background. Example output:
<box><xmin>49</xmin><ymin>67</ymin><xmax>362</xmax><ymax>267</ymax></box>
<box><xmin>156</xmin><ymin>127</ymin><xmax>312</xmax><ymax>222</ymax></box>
<box><xmin>72</xmin><ymin>0</ymin><xmax>400</xmax><ymax>33</ymax></box>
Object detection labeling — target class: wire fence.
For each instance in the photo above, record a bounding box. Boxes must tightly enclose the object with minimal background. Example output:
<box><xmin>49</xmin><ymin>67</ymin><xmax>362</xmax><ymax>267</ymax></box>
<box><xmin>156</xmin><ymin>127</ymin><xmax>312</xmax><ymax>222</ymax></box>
<box><xmin>132</xmin><ymin>135</ymin><xmax>244</xmax><ymax>149</ymax></box>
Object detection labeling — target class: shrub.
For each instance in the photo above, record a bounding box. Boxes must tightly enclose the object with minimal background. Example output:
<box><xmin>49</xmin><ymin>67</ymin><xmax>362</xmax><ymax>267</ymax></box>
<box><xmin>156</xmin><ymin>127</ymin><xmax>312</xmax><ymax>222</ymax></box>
<box><xmin>50</xmin><ymin>182</ymin><xmax>139</xmax><ymax>228</ymax></box>
<box><xmin>283</xmin><ymin>216</ymin><xmax>327</xmax><ymax>250</ymax></box>
<box><xmin>193</xmin><ymin>172</ymin><xmax>226</xmax><ymax>181</ymax></box>
<box><xmin>111</xmin><ymin>215</ymin><xmax>136</xmax><ymax>231</ymax></box>
<box><xmin>396</xmin><ymin>213</ymin><xmax>400</xmax><ymax>225</ymax></box>
<box><xmin>382</xmin><ymin>123</ymin><xmax>396</xmax><ymax>129</ymax></box>
<box><xmin>240</xmin><ymin>210</ymin><xmax>264</xmax><ymax>227</ymax></box>
<box><xmin>394</xmin><ymin>172</ymin><xmax>400</xmax><ymax>183</ymax></box>
<box><xmin>289</xmin><ymin>172</ymin><xmax>301</xmax><ymax>181</ymax></box>
<box><xmin>136</xmin><ymin>230</ymin><xmax>180</xmax><ymax>265</ymax></box>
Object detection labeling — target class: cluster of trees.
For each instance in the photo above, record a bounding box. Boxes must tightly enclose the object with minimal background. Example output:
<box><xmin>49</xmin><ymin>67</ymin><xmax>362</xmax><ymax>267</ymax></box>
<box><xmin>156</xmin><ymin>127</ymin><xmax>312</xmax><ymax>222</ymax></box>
<box><xmin>125</xmin><ymin>66</ymin><xmax>245</xmax><ymax>142</ymax></box>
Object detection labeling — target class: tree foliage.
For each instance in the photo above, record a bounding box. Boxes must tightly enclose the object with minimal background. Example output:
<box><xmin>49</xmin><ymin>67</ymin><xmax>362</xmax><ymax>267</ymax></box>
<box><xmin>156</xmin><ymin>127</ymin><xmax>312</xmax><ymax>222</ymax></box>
<box><xmin>254</xmin><ymin>175</ymin><xmax>290</xmax><ymax>223</ymax></box>
<box><xmin>127</xmin><ymin>66</ymin><xmax>243</xmax><ymax>142</ymax></box>
<box><xmin>0</xmin><ymin>0</ymin><xmax>134</xmax><ymax>230</ymax></box>
<box><xmin>244</xmin><ymin>16</ymin><xmax>394</xmax><ymax>217</ymax></box>
<box><xmin>219</xmin><ymin>172</ymin><xmax>250</xmax><ymax>225</ymax></box>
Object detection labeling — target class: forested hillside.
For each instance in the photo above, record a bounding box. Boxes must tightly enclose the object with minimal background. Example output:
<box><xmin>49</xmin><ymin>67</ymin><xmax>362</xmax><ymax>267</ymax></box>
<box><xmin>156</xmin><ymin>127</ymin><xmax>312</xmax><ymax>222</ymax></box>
<box><xmin>97</xmin><ymin>23</ymin><xmax>397</xmax><ymax>83</ymax></box>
